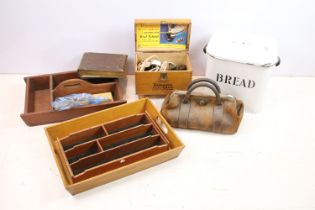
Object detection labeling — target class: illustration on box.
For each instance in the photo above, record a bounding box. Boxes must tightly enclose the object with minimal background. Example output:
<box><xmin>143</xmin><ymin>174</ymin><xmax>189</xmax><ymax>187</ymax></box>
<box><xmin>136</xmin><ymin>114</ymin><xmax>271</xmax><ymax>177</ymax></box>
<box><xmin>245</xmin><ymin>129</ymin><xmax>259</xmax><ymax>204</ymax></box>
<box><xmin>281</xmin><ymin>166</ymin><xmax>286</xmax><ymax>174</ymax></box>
<box><xmin>160</xmin><ymin>24</ymin><xmax>188</xmax><ymax>44</ymax></box>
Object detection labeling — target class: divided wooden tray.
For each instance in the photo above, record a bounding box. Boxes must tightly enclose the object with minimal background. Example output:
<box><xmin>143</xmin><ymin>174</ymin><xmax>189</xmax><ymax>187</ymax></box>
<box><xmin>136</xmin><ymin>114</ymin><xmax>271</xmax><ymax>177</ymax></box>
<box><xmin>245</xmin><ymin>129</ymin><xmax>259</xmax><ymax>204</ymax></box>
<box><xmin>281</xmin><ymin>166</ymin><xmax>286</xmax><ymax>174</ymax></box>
<box><xmin>20</xmin><ymin>71</ymin><xmax>126</xmax><ymax>126</ymax></box>
<box><xmin>45</xmin><ymin>99</ymin><xmax>185</xmax><ymax>194</ymax></box>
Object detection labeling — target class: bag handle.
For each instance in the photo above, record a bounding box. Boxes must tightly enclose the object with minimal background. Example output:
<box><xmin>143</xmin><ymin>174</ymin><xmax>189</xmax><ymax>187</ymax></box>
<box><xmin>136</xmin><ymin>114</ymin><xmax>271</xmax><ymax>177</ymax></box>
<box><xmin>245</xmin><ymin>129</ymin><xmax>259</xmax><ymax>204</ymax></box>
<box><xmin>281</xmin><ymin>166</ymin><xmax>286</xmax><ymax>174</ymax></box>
<box><xmin>183</xmin><ymin>82</ymin><xmax>222</xmax><ymax>105</ymax></box>
<box><xmin>187</xmin><ymin>78</ymin><xmax>221</xmax><ymax>93</ymax></box>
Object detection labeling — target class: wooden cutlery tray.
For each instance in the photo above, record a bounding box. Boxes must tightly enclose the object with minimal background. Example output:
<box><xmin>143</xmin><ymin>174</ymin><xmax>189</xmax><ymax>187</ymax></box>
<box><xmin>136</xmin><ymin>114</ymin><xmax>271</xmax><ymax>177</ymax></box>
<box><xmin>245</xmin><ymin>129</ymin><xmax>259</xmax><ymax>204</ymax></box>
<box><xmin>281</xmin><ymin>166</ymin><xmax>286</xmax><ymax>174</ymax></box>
<box><xmin>45</xmin><ymin>99</ymin><xmax>184</xmax><ymax>194</ymax></box>
<box><xmin>57</xmin><ymin>113</ymin><xmax>169</xmax><ymax>183</ymax></box>
<box><xmin>20</xmin><ymin>71</ymin><xmax>126</xmax><ymax>126</ymax></box>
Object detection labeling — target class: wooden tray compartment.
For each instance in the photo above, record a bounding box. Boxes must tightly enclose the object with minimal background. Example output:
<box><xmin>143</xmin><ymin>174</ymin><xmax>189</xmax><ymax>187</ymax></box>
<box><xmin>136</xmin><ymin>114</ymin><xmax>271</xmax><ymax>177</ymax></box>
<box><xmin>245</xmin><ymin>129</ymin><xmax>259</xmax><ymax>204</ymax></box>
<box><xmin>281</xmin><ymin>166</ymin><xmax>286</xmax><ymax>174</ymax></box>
<box><xmin>60</xmin><ymin>126</ymin><xmax>106</xmax><ymax>151</ymax></box>
<box><xmin>57</xmin><ymin>114</ymin><xmax>170</xmax><ymax>184</ymax></box>
<box><xmin>45</xmin><ymin>99</ymin><xmax>184</xmax><ymax>194</ymax></box>
<box><xmin>20</xmin><ymin>71</ymin><xmax>126</xmax><ymax>126</ymax></box>
<box><xmin>104</xmin><ymin>113</ymin><xmax>151</xmax><ymax>134</ymax></box>
<box><xmin>65</xmin><ymin>141</ymin><xmax>103</xmax><ymax>164</ymax></box>
<box><xmin>100</xmin><ymin>123</ymin><xmax>168</xmax><ymax>151</ymax></box>
<box><xmin>71</xmin><ymin>136</ymin><xmax>168</xmax><ymax>182</ymax></box>
<box><xmin>25</xmin><ymin>75</ymin><xmax>52</xmax><ymax>113</ymax></box>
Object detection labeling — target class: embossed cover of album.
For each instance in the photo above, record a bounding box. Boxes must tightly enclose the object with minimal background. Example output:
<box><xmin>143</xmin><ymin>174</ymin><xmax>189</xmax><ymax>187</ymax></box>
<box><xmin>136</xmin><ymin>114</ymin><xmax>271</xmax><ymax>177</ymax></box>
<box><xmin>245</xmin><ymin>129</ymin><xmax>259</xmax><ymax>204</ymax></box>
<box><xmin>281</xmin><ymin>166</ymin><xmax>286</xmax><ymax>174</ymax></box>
<box><xmin>78</xmin><ymin>52</ymin><xmax>128</xmax><ymax>78</ymax></box>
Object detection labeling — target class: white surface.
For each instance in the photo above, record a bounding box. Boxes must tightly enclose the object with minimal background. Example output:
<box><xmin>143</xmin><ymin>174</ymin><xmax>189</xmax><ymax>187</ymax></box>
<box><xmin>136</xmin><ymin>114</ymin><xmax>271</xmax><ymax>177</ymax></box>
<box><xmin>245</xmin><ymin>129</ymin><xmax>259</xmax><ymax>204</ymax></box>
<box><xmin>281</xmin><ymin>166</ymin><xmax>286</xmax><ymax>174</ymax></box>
<box><xmin>0</xmin><ymin>0</ymin><xmax>315</xmax><ymax>76</ymax></box>
<box><xmin>206</xmin><ymin>30</ymin><xmax>279</xmax><ymax>66</ymax></box>
<box><xmin>0</xmin><ymin>75</ymin><xmax>315</xmax><ymax>209</ymax></box>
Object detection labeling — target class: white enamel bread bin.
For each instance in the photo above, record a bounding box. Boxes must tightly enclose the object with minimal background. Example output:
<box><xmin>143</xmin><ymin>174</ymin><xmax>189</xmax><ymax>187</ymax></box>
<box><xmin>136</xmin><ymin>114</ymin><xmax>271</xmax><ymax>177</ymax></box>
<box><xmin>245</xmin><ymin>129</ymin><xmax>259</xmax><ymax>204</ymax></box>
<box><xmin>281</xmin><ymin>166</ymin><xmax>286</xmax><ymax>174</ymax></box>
<box><xmin>204</xmin><ymin>30</ymin><xmax>280</xmax><ymax>113</ymax></box>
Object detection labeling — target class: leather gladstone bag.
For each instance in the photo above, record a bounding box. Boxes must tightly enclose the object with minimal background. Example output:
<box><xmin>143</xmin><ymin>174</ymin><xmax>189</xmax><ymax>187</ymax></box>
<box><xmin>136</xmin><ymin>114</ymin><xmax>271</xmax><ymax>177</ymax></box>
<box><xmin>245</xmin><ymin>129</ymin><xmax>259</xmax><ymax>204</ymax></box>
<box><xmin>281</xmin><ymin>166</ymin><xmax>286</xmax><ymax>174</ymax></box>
<box><xmin>161</xmin><ymin>78</ymin><xmax>244</xmax><ymax>134</ymax></box>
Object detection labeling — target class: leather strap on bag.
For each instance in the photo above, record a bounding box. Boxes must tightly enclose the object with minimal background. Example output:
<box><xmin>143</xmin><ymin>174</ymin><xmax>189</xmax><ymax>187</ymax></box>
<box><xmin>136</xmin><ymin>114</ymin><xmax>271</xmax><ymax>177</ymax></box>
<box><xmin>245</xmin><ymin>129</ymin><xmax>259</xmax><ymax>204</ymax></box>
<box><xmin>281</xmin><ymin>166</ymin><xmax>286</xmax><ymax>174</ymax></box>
<box><xmin>213</xmin><ymin>103</ymin><xmax>224</xmax><ymax>133</ymax></box>
<box><xmin>178</xmin><ymin>100</ymin><xmax>191</xmax><ymax>129</ymax></box>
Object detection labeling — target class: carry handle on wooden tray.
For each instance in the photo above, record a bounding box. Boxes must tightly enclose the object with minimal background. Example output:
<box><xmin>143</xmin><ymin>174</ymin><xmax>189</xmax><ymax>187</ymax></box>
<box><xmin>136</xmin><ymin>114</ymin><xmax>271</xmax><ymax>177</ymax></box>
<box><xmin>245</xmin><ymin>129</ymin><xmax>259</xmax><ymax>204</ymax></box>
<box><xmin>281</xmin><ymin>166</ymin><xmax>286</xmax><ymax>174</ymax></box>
<box><xmin>53</xmin><ymin>78</ymin><xmax>115</xmax><ymax>98</ymax></box>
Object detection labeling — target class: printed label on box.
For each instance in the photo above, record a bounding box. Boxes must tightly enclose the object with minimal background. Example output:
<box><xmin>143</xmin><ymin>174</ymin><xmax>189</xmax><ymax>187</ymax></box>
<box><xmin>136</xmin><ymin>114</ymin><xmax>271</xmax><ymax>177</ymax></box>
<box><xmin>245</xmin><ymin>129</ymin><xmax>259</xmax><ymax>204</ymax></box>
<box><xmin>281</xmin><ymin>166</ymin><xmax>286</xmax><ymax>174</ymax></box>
<box><xmin>152</xmin><ymin>82</ymin><xmax>174</xmax><ymax>90</ymax></box>
<box><xmin>136</xmin><ymin>24</ymin><xmax>188</xmax><ymax>50</ymax></box>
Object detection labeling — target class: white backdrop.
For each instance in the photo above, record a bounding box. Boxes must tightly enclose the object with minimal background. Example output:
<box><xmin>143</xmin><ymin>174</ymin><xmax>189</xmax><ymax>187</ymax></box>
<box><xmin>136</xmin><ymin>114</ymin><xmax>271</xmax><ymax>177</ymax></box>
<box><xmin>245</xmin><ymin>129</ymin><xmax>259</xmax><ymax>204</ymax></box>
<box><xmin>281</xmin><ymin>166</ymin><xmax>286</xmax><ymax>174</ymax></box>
<box><xmin>0</xmin><ymin>0</ymin><xmax>314</xmax><ymax>75</ymax></box>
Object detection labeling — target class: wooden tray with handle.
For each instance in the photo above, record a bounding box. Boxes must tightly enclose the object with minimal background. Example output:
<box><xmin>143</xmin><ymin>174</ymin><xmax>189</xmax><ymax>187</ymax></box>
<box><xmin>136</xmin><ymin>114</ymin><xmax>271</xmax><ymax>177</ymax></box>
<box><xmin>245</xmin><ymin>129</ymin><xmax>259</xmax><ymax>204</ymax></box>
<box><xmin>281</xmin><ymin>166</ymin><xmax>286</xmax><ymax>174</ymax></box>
<box><xmin>21</xmin><ymin>71</ymin><xmax>126</xmax><ymax>126</ymax></box>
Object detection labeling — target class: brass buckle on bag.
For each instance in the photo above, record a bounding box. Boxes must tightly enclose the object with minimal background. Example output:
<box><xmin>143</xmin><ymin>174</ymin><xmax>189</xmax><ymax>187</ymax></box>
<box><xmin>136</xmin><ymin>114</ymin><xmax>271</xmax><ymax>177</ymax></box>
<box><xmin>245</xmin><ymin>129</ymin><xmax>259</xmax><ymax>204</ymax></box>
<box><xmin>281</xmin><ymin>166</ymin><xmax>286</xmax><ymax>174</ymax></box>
<box><xmin>196</xmin><ymin>97</ymin><xmax>210</xmax><ymax>106</ymax></box>
<box><xmin>199</xmin><ymin>99</ymin><xmax>207</xmax><ymax>106</ymax></box>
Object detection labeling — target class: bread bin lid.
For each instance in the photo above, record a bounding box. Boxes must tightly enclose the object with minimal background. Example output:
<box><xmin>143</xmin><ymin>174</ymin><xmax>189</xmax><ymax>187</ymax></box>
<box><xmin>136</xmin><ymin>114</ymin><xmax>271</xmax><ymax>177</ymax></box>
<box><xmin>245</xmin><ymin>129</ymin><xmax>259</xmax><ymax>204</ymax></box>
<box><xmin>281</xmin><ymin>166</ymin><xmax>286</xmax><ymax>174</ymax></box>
<box><xmin>205</xmin><ymin>30</ymin><xmax>280</xmax><ymax>67</ymax></box>
<box><xmin>135</xmin><ymin>19</ymin><xmax>191</xmax><ymax>52</ymax></box>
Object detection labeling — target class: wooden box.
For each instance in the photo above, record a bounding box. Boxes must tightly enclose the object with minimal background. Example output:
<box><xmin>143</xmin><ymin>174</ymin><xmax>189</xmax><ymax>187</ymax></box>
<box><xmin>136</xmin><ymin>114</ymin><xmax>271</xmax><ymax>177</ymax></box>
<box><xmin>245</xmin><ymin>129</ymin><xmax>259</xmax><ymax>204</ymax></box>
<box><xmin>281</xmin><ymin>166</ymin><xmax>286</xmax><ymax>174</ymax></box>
<box><xmin>45</xmin><ymin>98</ymin><xmax>185</xmax><ymax>194</ymax></box>
<box><xmin>20</xmin><ymin>71</ymin><xmax>126</xmax><ymax>126</ymax></box>
<box><xmin>135</xmin><ymin>19</ymin><xmax>192</xmax><ymax>96</ymax></box>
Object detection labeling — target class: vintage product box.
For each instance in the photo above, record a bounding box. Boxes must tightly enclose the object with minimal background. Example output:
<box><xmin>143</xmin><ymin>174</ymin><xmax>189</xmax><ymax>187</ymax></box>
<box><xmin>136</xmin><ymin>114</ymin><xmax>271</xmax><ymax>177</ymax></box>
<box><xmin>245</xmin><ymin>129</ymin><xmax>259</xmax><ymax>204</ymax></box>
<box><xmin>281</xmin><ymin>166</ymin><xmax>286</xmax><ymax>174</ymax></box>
<box><xmin>45</xmin><ymin>98</ymin><xmax>185</xmax><ymax>194</ymax></box>
<box><xmin>204</xmin><ymin>30</ymin><xmax>280</xmax><ymax>112</ymax></box>
<box><xmin>135</xmin><ymin>19</ymin><xmax>192</xmax><ymax>96</ymax></box>
<box><xmin>20</xmin><ymin>71</ymin><xmax>126</xmax><ymax>126</ymax></box>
